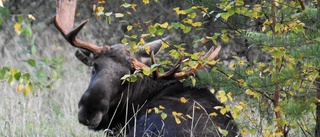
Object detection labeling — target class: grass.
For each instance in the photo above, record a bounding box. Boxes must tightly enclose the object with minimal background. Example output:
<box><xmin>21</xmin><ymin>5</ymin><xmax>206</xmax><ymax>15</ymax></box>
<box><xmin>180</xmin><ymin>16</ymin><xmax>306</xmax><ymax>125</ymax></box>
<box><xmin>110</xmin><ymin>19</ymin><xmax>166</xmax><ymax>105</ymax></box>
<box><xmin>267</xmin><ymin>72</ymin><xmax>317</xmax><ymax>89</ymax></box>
<box><xmin>0</xmin><ymin>17</ymin><xmax>103</xmax><ymax>136</ymax></box>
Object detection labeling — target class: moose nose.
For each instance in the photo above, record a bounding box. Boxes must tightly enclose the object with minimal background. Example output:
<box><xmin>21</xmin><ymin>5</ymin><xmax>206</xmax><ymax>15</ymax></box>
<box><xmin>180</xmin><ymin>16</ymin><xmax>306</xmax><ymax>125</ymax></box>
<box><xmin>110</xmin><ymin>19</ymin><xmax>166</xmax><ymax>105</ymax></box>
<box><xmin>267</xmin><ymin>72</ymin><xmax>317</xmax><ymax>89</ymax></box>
<box><xmin>78</xmin><ymin>118</ymin><xmax>90</xmax><ymax>125</ymax></box>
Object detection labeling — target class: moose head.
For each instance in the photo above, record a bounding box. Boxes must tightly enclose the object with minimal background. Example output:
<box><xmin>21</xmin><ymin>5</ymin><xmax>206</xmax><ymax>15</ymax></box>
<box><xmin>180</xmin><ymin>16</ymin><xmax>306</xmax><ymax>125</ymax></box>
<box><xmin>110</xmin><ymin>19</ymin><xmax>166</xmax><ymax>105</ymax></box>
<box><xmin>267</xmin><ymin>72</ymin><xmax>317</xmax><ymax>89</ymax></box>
<box><xmin>54</xmin><ymin>0</ymin><xmax>222</xmax><ymax>132</ymax></box>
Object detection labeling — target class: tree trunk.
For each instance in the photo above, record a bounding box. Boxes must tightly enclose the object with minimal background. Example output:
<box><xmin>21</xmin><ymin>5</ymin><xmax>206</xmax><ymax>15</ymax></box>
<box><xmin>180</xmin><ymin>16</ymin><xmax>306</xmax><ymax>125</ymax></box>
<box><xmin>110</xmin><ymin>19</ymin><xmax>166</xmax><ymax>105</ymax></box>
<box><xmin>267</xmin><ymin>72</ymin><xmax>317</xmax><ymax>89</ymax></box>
<box><xmin>315</xmin><ymin>74</ymin><xmax>320</xmax><ymax>137</ymax></box>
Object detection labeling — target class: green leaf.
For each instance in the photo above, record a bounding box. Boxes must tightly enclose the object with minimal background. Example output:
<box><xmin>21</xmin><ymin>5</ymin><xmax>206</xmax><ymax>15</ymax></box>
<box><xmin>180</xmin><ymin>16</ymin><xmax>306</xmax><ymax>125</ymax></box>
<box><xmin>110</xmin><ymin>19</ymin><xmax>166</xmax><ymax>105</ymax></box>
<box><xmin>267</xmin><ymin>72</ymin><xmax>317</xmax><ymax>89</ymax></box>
<box><xmin>21</xmin><ymin>27</ymin><xmax>32</xmax><ymax>38</ymax></box>
<box><xmin>190</xmin><ymin>76</ymin><xmax>196</xmax><ymax>87</ymax></box>
<box><xmin>275</xmin><ymin>23</ymin><xmax>282</xmax><ymax>32</ymax></box>
<box><xmin>171</xmin><ymin>22</ymin><xmax>180</xmax><ymax>29</ymax></box>
<box><xmin>156</xmin><ymin>29</ymin><xmax>165</xmax><ymax>36</ymax></box>
<box><xmin>29</xmin><ymin>44</ymin><xmax>37</xmax><ymax>55</ymax></box>
<box><xmin>221</xmin><ymin>34</ymin><xmax>229</xmax><ymax>42</ymax></box>
<box><xmin>271</xmin><ymin>49</ymin><xmax>284</xmax><ymax>58</ymax></box>
<box><xmin>154</xmin><ymin>107</ymin><xmax>162</xmax><ymax>114</ymax></box>
<box><xmin>129</xmin><ymin>75</ymin><xmax>137</xmax><ymax>82</ymax></box>
<box><xmin>14</xmin><ymin>72</ymin><xmax>21</xmax><ymax>81</ymax></box>
<box><xmin>161</xmin><ymin>112</ymin><xmax>167</xmax><ymax>120</ymax></box>
<box><xmin>0</xmin><ymin>68</ymin><xmax>7</xmax><ymax>79</ymax></box>
<box><xmin>142</xmin><ymin>67</ymin><xmax>151</xmax><ymax>76</ymax></box>
<box><xmin>169</xmin><ymin>49</ymin><xmax>180</xmax><ymax>59</ymax></box>
<box><xmin>7</xmin><ymin>75</ymin><xmax>13</xmax><ymax>85</ymax></box>
<box><xmin>0</xmin><ymin>17</ymin><xmax>2</xmax><ymax>26</ymax></box>
<box><xmin>183</xmin><ymin>26</ymin><xmax>191</xmax><ymax>33</ymax></box>
<box><xmin>218</xmin><ymin>128</ymin><xmax>229</xmax><ymax>136</ymax></box>
<box><xmin>148</xmin><ymin>26</ymin><xmax>157</xmax><ymax>34</ymax></box>
<box><xmin>220</xmin><ymin>12</ymin><xmax>230</xmax><ymax>21</ymax></box>
<box><xmin>27</xmin><ymin>59</ymin><xmax>36</xmax><ymax>67</ymax></box>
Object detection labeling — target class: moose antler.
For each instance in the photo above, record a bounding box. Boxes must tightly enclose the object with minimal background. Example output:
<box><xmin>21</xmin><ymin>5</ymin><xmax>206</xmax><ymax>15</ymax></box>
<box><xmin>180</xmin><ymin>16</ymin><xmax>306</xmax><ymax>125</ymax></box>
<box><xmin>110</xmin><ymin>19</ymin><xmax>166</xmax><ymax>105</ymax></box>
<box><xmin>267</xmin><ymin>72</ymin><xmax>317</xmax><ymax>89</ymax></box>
<box><xmin>54</xmin><ymin>0</ymin><xmax>107</xmax><ymax>54</ymax></box>
<box><xmin>132</xmin><ymin>45</ymin><xmax>222</xmax><ymax>79</ymax></box>
<box><xmin>174</xmin><ymin>45</ymin><xmax>221</xmax><ymax>78</ymax></box>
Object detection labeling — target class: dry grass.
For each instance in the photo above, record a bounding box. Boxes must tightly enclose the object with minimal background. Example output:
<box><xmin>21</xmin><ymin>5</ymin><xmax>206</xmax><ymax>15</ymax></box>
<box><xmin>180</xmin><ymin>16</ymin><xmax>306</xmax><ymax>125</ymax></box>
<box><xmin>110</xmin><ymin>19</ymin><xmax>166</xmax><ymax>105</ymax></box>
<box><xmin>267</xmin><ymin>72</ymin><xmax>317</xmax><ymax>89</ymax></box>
<box><xmin>0</xmin><ymin>13</ymin><xmax>102</xmax><ymax>137</ymax></box>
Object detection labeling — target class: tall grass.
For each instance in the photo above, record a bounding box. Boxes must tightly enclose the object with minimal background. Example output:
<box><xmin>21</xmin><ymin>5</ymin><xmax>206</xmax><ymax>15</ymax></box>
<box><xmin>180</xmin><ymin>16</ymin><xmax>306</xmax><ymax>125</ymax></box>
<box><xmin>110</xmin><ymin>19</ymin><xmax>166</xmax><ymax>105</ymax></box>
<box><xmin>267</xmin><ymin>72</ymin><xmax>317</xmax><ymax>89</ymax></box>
<box><xmin>0</xmin><ymin>16</ymin><xmax>102</xmax><ymax>137</ymax></box>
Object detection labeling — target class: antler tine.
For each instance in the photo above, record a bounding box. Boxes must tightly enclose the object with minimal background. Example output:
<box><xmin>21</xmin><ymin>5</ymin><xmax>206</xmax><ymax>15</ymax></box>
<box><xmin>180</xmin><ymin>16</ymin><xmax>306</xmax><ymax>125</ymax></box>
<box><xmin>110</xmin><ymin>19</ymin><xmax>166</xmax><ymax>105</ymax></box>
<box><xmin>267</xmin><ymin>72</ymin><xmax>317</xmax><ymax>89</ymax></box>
<box><xmin>174</xmin><ymin>45</ymin><xmax>222</xmax><ymax>78</ymax></box>
<box><xmin>157</xmin><ymin>53</ymin><xmax>184</xmax><ymax>79</ymax></box>
<box><xmin>54</xmin><ymin>0</ymin><xmax>105</xmax><ymax>54</ymax></box>
<box><xmin>200</xmin><ymin>46</ymin><xmax>215</xmax><ymax>60</ymax></box>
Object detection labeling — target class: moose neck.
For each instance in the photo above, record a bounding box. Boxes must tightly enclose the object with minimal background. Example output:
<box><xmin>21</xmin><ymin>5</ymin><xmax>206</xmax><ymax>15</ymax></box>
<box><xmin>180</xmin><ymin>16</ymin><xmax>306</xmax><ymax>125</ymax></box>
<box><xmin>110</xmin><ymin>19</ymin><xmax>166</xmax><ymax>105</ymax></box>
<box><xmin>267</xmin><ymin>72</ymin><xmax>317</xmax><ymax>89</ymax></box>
<box><xmin>107</xmin><ymin>75</ymin><xmax>180</xmax><ymax>131</ymax></box>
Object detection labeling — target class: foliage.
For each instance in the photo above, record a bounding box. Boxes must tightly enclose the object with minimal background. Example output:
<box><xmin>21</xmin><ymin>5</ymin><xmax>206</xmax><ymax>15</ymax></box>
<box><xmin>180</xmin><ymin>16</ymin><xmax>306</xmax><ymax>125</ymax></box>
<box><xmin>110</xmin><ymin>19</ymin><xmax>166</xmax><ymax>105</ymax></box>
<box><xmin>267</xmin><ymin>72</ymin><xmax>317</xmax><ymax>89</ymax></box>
<box><xmin>0</xmin><ymin>5</ymin><xmax>64</xmax><ymax>96</ymax></box>
<box><xmin>101</xmin><ymin>0</ymin><xmax>320</xmax><ymax>136</ymax></box>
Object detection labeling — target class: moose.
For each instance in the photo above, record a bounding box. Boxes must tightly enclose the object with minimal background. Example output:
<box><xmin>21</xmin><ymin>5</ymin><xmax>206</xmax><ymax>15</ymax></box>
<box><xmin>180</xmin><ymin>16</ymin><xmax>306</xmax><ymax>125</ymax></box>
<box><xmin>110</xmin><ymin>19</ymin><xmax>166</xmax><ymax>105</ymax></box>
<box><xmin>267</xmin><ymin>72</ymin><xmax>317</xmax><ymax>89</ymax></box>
<box><xmin>54</xmin><ymin>0</ymin><xmax>240</xmax><ymax>136</ymax></box>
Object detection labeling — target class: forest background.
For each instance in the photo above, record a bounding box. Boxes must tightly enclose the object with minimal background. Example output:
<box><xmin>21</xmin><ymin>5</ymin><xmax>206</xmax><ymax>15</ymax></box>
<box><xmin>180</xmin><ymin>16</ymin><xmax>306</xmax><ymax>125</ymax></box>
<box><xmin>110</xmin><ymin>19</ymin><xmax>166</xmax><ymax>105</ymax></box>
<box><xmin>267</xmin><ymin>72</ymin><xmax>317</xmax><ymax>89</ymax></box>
<box><xmin>0</xmin><ymin>0</ymin><xmax>320</xmax><ymax>136</ymax></box>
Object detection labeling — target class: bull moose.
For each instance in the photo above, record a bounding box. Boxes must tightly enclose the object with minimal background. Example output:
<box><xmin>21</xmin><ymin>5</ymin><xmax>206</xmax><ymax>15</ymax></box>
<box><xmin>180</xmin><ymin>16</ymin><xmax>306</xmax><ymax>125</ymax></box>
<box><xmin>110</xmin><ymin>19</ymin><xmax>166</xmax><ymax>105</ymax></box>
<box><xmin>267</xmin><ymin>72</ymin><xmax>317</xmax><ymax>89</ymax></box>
<box><xmin>54</xmin><ymin>0</ymin><xmax>240</xmax><ymax>136</ymax></box>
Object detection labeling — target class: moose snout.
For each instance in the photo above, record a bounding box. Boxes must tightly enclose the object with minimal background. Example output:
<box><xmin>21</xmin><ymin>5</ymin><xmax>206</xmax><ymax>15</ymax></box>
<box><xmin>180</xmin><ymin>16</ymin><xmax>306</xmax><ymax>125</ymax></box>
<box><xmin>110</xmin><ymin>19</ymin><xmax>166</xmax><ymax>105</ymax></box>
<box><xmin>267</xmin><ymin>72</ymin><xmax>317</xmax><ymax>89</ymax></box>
<box><xmin>78</xmin><ymin>106</ymin><xmax>104</xmax><ymax>129</ymax></box>
<box><xmin>78</xmin><ymin>117</ymin><xmax>90</xmax><ymax>125</ymax></box>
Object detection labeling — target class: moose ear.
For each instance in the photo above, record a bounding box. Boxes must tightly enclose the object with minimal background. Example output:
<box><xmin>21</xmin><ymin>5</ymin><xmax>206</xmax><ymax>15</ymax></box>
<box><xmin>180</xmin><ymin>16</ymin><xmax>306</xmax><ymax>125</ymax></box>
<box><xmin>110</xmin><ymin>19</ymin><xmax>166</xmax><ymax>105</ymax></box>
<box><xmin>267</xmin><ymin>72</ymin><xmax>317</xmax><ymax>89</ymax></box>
<box><xmin>75</xmin><ymin>49</ymin><xmax>94</xmax><ymax>66</ymax></box>
<box><xmin>136</xmin><ymin>36</ymin><xmax>170</xmax><ymax>57</ymax></box>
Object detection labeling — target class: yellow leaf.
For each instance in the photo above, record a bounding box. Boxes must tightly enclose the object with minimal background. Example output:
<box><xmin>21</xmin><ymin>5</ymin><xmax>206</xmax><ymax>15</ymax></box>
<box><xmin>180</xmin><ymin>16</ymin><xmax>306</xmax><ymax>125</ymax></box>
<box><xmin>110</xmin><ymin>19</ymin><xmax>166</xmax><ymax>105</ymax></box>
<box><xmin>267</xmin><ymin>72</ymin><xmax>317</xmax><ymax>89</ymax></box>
<box><xmin>245</xmin><ymin>113</ymin><xmax>251</xmax><ymax>117</ymax></box>
<box><xmin>288</xmin><ymin>91</ymin><xmax>295</xmax><ymax>96</ymax></box>
<box><xmin>226</xmin><ymin>74</ymin><xmax>233</xmax><ymax>80</ymax></box>
<box><xmin>275</xmin><ymin>132</ymin><xmax>283</xmax><ymax>136</ymax></box>
<box><xmin>194</xmin><ymin>105</ymin><xmax>200</xmax><ymax>109</ymax></box>
<box><xmin>143</xmin><ymin>0</ymin><xmax>149</xmax><ymax>4</ymax></box>
<box><xmin>172</xmin><ymin>111</ymin><xmax>183</xmax><ymax>116</ymax></box>
<box><xmin>246</xmin><ymin>69</ymin><xmax>253</xmax><ymax>75</ymax></box>
<box><xmin>220</xmin><ymin>96</ymin><xmax>227</xmax><ymax>103</ymax></box>
<box><xmin>180</xmin><ymin>97</ymin><xmax>188</xmax><ymax>103</ymax></box>
<box><xmin>245</xmin><ymin>89</ymin><xmax>254</xmax><ymax>95</ymax></box>
<box><xmin>127</xmin><ymin>25</ymin><xmax>133</xmax><ymax>31</ymax></box>
<box><xmin>17</xmin><ymin>83</ymin><xmax>24</xmax><ymax>92</ymax></box>
<box><xmin>232</xmin><ymin>111</ymin><xmax>240</xmax><ymax>119</ymax></box>
<box><xmin>238</xmin><ymin>60</ymin><xmax>245</xmax><ymax>66</ymax></box>
<box><xmin>115</xmin><ymin>13</ymin><xmax>124</xmax><ymax>18</ymax></box>
<box><xmin>209</xmin><ymin>112</ymin><xmax>217</xmax><ymax>117</ymax></box>
<box><xmin>184</xmin><ymin>19</ymin><xmax>193</xmax><ymax>24</ymax></box>
<box><xmin>24</xmin><ymin>83</ymin><xmax>33</xmax><ymax>93</ymax></box>
<box><xmin>235</xmin><ymin>105</ymin><xmax>243</xmax><ymax>110</ymax></box>
<box><xmin>220</xmin><ymin>106</ymin><xmax>230</xmax><ymax>115</ymax></box>
<box><xmin>237</xmin><ymin>79</ymin><xmax>245</xmax><ymax>86</ymax></box>
<box><xmin>173</xmin><ymin>7</ymin><xmax>186</xmax><ymax>15</ymax></box>
<box><xmin>262</xmin><ymin>26</ymin><xmax>266</xmax><ymax>32</ymax></box>
<box><xmin>140</xmin><ymin>38</ymin><xmax>146</xmax><ymax>45</ymax></box>
<box><xmin>227</xmin><ymin>92</ymin><xmax>233</xmax><ymax>101</ymax></box>
<box><xmin>274</xmin><ymin>106</ymin><xmax>281</xmax><ymax>112</ymax></box>
<box><xmin>97</xmin><ymin>6</ymin><xmax>104</xmax><ymax>12</ymax></box>
<box><xmin>239</xmin><ymin>102</ymin><xmax>247</xmax><ymax>107</ymax></box>
<box><xmin>14</xmin><ymin>23</ymin><xmax>22</xmax><ymax>35</ymax></box>
<box><xmin>159</xmin><ymin>105</ymin><xmax>165</xmax><ymax>109</ymax></box>
<box><xmin>174</xmin><ymin>116</ymin><xmax>181</xmax><ymax>124</ymax></box>
<box><xmin>308</xmin><ymin>75</ymin><xmax>314</xmax><ymax>81</ymax></box>
<box><xmin>161</xmin><ymin>42</ymin><xmax>169</xmax><ymax>49</ymax></box>
<box><xmin>131</xmin><ymin>4</ymin><xmax>137</xmax><ymax>11</ymax></box>
<box><xmin>186</xmin><ymin>114</ymin><xmax>192</xmax><ymax>119</ymax></box>
<box><xmin>159</xmin><ymin>22</ymin><xmax>168</xmax><ymax>28</ymax></box>
<box><xmin>192</xmin><ymin>22</ymin><xmax>202</xmax><ymax>27</ymax></box>
<box><xmin>229</xmin><ymin>62</ymin><xmax>235</xmax><ymax>68</ymax></box>
<box><xmin>98</xmin><ymin>0</ymin><xmax>105</xmax><ymax>4</ymax></box>
<box><xmin>144</xmin><ymin>45</ymin><xmax>150</xmax><ymax>55</ymax></box>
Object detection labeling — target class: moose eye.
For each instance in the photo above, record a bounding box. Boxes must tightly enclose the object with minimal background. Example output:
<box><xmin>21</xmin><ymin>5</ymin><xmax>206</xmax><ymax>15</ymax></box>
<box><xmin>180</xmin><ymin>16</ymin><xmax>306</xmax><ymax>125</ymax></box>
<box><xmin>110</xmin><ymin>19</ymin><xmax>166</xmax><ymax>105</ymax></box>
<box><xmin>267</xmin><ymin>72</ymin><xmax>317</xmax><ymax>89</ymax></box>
<box><xmin>92</xmin><ymin>64</ymin><xmax>97</xmax><ymax>75</ymax></box>
<box><xmin>91</xmin><ymin>67</ymin><xmax>96</xmax><ymax>75</ymax></box>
